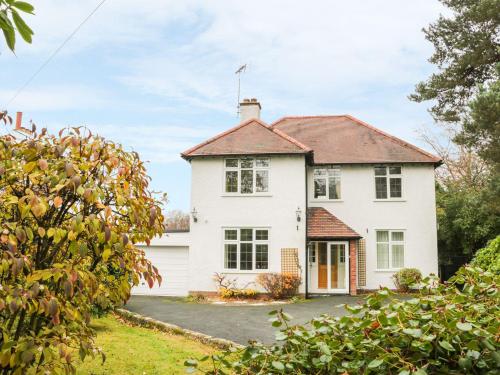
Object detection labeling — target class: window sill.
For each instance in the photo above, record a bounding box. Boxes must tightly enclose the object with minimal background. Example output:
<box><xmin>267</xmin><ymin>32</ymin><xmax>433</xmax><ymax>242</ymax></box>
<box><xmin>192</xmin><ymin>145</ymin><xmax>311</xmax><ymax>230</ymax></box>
<box><xmin>221</xmin><ymin>193</ymin><xmax>273</xmax><ymax>197</ymax></box>
<box><xmin>311</xmin><ymin>199</ymin><xmax>344</xmax><ymax>202</ymax></box>
<box><xmin>222</xmin><ymin>270</ymin><xmax>269</xmax><ymax>274</ymax></box>
<box><xmin>374</xmin><ymin>269</ymin><xmax>402</xmax><ymax>272</ymax></box>
<box><xmin>373</xmin><ymin>199</ymin><xmax>406</xmax><ymax>202</ymax></box>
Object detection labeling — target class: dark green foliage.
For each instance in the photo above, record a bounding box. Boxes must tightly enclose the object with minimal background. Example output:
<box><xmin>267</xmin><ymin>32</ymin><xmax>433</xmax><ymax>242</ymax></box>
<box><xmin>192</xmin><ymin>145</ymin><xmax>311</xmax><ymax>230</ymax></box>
<box><xmin>436</xmin><ymin>181</ymin><xmax>500</xmax><ymax>278</ymax></box>
<box><xmin>471</xmin><ymin>236</ymin><xmax>500</xmax><ymax>274</ymax></box>
<box><xmin>392</xmin><ymin>268</ymin><xmax>422</xmax><ymax>292</ymax></box>
<box><xmin>456</xmin><ymin>76</ymin><xmax>500</xmax><ymax>169</ymax></box>
<box><xmin>410</xmin><ymin>0</ymin><xmax>500</xmax><ymax>124</ymax></box>
<box><xmin>187</xmin><ymin>267</ymin><xmax>499</xmax><ymax>374</ymax></box>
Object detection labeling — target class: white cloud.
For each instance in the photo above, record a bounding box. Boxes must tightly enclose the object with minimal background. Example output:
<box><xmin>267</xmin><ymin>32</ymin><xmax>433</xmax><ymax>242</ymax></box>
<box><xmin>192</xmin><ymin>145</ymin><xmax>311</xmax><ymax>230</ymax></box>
<box><xmin>0</xmin><ymin>85</ymin><xmax>111</xmax><ymax>111</ymax></box>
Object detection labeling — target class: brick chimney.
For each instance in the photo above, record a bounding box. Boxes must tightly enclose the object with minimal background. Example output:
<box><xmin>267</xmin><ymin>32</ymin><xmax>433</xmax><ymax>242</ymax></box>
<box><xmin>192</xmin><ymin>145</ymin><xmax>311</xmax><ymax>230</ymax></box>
<box><xmin>239</xmin><ymin>98</ymin><xmax>261</xmax><ymax>122</ymax></box>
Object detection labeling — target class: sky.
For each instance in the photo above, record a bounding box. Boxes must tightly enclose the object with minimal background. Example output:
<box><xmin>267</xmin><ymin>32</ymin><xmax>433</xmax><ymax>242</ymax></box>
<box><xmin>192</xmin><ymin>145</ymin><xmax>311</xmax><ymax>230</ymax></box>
<box><xmin>0</xmin><ymin>0</ymin><xmax>445</xmax><ymax>212</ymax></box>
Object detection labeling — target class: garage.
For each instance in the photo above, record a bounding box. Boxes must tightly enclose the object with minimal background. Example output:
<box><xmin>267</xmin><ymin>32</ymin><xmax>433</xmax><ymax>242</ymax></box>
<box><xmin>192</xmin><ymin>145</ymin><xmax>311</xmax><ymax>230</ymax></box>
<box><xmin>131</xmin><ymin>231</ymin><xmax>190</xmax><ymax>297</ymax></box>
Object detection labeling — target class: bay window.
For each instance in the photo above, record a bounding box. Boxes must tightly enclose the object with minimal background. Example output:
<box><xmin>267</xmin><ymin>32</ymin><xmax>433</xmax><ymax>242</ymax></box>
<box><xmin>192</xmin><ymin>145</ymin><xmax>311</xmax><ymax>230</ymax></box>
<box><xmin>313</xmin><ymin>167</ymin><xmax>341</xmax><ymax>199</ymax></box>
<box><xmin>223</xmin><ymin>228</ymin><xmax>269</xmax><ymax>271</ymax></box>
<box><xmin>224</xmin><ymin>158</ymin><xmax>269</xmax><ymax>194</ymax></box>
<box><xmin>376</xmin><ymin>230</ymin><xmax>405</xmax><ymax>270</ymax></box>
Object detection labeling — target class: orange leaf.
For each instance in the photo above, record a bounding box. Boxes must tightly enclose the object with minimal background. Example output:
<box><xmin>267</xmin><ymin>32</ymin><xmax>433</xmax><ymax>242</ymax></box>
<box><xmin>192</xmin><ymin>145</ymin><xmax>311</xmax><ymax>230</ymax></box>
<box><xmin>54</xmin><ymin>196</ymin><xmax>63</xmax><ymax>208</ymax></box>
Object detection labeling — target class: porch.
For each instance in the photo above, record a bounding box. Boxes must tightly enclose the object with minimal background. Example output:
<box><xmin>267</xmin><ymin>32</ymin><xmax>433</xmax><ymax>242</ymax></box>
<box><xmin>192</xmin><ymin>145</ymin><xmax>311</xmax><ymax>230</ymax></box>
<box><xmin>306</xmin><ymin>207</ymin><xmax>361</xmax><ymax>296</ymax></box>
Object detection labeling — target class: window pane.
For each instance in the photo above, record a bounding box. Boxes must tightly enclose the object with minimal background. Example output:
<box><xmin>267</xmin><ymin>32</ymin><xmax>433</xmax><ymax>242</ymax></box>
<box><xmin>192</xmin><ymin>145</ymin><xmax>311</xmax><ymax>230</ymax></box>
<box><xmin>313</xmin><ymin>169</ymin><xmax>327</xmax><ymax>177</ymax></box>
<box><xmin>328</xmin><ymin>177</ymin><xmax>340</xmax><ymax>199</ymax></box>
<box><xmin>327</xmin><ymin>168</ymin><xmax>340</xmax><ymax>177</ymax></box>
<box><xmin>255</xmin><ymin>229</ymin><xmax>268</xmax><ymax>240</ymax></box>
<box><xmin>256</xmin><ymin>158</ymin><xmax>269</xmax><ymax>168</ymax></box>
<box><xmin>224</xmin><ymin>229</ymin><xmax>237</xmax><ymax>240</ymax></box>
<box><xmin>377</xmin><ymin>243</ymin><xmax>389</xmax><ymax>269</ymax></box>
<box><xmin>376</xmin><ymin>230</ymin><xmax>389</xmax><ymax>242</ymax></box>
<box><xmin>240</xmin><ymin>159</ymin><xmax>253</xmax><ymax>168</ymax></box>
<box><xmin>389</xmin><ymin>166</ymin><xmax>401</xmax><ymax>175</ymax></box>
<box><xmin>314</xmin><ymin>178</ymin><xmax>326</xmax><ymax>198</ymax></box>
<box><xmin>389</xmin><ymin>178</ymin><xmax>402</xmax><ymax>198</ymax></box>
<box><xmin>224</xmin><ymin>244</ymin><xmax>237</xmax><ymax>269</ymax></box>
<box><xmin>375</xmin><ymin>177</ymin><xmax>388</xmax><ymax>199</ymax></box>
<box><xmin>392</xmin><ymin>244</ymin><xmax>404</xmax><ymax>268</ymax></box>
<box><xmin>240</xmin><ymin>170</ymin><xmax>253</xmax><ymax>194</ymax></box>
<box><xmin>391</xmin><ymin>231</ymin><xmax>404</xmax><ymax>241</ymax></box>
<box><xmin>225</xmin><ymin>171</ymin><xmax>238</xmax><ymax>193</ymax></box>
<box><xmin>225</xmin><ymin>159</ymin><xmax>238</xmax><ymax>168</ymax></box>
<box><xmin>374</xmin><ymin>166</ymin><xmax>387</xmax><ymax>176</ymax></box>
<box><xmin>240</xmin><ymin>229</ymin><xmax>253</xmax><ymax>241</ymax></box>
<box><xmin>255</xmin><ymin>244</ymin><xmax>268</xmax><ymax>269</ymax></box>
<box><xmin>256</xmin><ymin>170</ymin><xmax>269</xmax><ymax>192</ymax></box>
<box><xmin>240</xmin><ymin>243</ymin><xmax>253</xmax><ymax>270</ymax></box>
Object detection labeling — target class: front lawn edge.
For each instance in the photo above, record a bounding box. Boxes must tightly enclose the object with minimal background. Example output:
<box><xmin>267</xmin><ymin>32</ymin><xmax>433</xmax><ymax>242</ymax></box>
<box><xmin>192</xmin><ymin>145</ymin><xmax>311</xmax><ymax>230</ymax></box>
<box><xmin>115</xmin><ymin>308</ymin><xmax>244</xmax><ymax>350</ymax></box>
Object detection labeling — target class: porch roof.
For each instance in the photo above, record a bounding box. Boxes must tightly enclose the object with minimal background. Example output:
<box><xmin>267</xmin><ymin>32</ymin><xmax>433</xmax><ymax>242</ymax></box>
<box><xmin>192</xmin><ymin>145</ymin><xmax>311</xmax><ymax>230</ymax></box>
<box><xmin>307</xmin><ymin>207</ymin><xmax>361</xmax><ymax>239</ymax></box>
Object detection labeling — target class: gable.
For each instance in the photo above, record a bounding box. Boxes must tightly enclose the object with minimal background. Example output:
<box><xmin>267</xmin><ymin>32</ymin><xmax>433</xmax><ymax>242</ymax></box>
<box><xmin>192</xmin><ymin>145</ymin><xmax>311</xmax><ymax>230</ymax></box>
<box><xmin>181</xmin><ymin>119</ymin><xmax>310</xmax><ymax>159</ymax></box>
<box><xmin>272</xmin><ymin>115</ymin><xmax>441</xmax><ymax>164</ymax></box>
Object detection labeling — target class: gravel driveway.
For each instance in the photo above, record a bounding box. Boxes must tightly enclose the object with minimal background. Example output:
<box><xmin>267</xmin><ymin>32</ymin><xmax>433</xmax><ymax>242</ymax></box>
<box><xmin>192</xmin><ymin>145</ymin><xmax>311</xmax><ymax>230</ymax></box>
<box><xmin>124</xmin><ymin>295</ymin><xmax>364</xmax><ymax>345</ymax></box>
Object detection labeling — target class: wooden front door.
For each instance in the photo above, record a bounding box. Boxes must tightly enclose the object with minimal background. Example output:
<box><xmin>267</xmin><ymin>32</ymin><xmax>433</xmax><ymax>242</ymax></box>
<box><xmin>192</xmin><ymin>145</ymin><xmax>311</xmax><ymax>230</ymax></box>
<box><xmin>317</xmin><ymin>242</ymin><xmax>328</xmax><ymax>289</ymax></box>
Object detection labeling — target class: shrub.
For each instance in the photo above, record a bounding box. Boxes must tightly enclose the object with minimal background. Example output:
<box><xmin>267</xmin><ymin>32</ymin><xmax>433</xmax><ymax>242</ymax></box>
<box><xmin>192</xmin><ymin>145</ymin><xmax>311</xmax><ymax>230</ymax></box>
<box><xmin>187</xmin><ymin>267</ymin><xmax>499</xmax><ymax>374</ymax></box>
<box><xmin>0</xmin><ymin>126</ymin><xmax>165</xmax><ymax>374</ymax></box>
<box><xmin>220</xmin><ymin>288</ymin><xmax>259</xmax><ymax>299</ymax></box>
<box><xmin>392</xmin><ymin>268</ymin><xmax>423</xmax><ymax>292</ymax></box>
<box><xmin>471</xmin><ymin>235</ymin><xmax>500</xmax><ymax>275</ymax></box>
<box><xmin>256</xmin><ymin>273</ymin><xmax>301</xmax><ymax>299</ymax></box>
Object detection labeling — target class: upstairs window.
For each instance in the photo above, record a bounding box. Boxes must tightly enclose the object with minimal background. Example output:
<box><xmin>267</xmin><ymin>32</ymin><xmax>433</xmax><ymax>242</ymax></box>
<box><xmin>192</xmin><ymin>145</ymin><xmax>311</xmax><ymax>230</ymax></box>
<box><xmin>376</xmin><ymin>230</ymin><xmax>405</xmax><ymax>269</ymax></box>
<box><xmin>313</xmin><ymin>167</ymin><xmax>341</xmax><ymax>199</ymax></box>
<box><xmin>374</xmin><ymin>165</ymin><xmax>402</xmax><ymax>199</ymax></box>
<box><xmin>224</xmin><ymin>158</ymin><xmax>269</xmax><ymax>194</ymax></box>
<box><xmin>223</xmin><ymin>228</ymin><xmax>269</xmax><ymax>271</ymax></box>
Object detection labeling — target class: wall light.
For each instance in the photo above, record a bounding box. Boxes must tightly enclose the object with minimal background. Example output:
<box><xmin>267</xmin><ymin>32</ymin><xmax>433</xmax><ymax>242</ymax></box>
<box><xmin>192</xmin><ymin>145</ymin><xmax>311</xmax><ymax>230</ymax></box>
<box><xmin>296</xmin><ymin>207</ymin><xmax>302</xmax><ymax>222</ymax></box>
<box><xmin>191</xmin><ymin>207</ymin><xmax>198</xmax><ymax>223</ymax></box>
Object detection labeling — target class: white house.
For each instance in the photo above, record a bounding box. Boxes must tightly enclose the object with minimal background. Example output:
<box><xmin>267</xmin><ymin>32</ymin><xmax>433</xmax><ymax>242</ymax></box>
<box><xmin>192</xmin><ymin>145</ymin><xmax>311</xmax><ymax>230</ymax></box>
<box><xmin>133</xmin><ymin>99</ymin><xmax>440</xmax><ymax>297</ymax></box>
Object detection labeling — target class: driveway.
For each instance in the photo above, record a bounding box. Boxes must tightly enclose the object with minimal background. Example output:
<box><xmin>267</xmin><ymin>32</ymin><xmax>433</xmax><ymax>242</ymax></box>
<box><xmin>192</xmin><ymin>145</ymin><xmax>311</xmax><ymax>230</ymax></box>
<box><xmin>124</xmin><ymin>295</ymin><xmax>364</xmax><ymax>345</ymax></box>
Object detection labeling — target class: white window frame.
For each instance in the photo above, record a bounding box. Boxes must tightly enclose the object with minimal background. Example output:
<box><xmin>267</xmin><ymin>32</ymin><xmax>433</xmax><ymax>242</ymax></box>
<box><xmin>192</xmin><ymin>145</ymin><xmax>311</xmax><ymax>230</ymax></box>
<box><xmin>374</xmin><ymin>165</ymin><xmax>403</xmax><ymax>200</ymax></box>
<box><xmin>375</xmin><ymin>229</ymin><xmax>405</xmax><ymax>271</ymax></box>
<box><xmin>312</xmin><ymin>166</ymin><xmax>341</xmax><ymax>200</ymax></box>
<box><xmin>222</xmin><ymin>227</ymin><xmax>270</xmax><ymax>272</ymax></box>
<box><xmin>223</xmin><ymin>158</ymin><xmax>270</xmax><ymax>195</ymax></box>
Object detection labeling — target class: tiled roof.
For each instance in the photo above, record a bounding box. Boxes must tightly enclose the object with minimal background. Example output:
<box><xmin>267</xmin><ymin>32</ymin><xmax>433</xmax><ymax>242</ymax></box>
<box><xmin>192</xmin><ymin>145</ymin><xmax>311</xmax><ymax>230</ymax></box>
<box><xmin>181</xmin><ymin>118</ymin><xmax>311</xmax><ymax>159</ymax></box>
<box><xmin>307</xmin><ymin>207</ymin><xmax>361</xmax><ymax>239</ymax></box>
<box><xmin>272</xmin><ymin>115</ymin><xmax>441</xmax><ymax>164</ymax></box>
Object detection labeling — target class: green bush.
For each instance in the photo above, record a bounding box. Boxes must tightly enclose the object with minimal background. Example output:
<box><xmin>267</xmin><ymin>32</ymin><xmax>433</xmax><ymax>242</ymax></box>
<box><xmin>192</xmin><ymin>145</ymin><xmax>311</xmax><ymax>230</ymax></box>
<box><xmin>187</xmin><ymin>267</ymin><xmax>499</xmax><ymax>374</ymax></box>
<box><xmin>471</xmin><ymin>236</ymin><xmax>500</xmax><ymax>275</ymax></box>
<box><xmin>392</xmin><ymin>268</ymin><xmax>423</xmax><ymax>292</ymax></box>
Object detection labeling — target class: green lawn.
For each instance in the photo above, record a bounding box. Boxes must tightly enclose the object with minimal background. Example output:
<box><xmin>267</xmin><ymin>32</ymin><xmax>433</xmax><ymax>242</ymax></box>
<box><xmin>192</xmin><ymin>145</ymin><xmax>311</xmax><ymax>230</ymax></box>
<box><xmin>77</xmin><ymin>315</ymin><xmax>216</xmax><ymax>375</ymax></box>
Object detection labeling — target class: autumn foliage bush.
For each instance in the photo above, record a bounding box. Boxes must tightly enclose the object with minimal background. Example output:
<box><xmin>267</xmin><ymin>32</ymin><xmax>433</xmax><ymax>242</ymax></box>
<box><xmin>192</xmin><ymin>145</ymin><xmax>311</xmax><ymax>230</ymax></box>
<box><xmin>256</xmin><ymin>273</ymin><xmax>301</xmax><ymax>299</ymax></box>
<box><xmin>0</xmin><ymin>124</ymin><xmax>165</xmax><ymax>374</ymax></box>
<box><xmin>188</xmin><ymin>267</ymin><xmax>499</xmax><ymax>374</ymax></box>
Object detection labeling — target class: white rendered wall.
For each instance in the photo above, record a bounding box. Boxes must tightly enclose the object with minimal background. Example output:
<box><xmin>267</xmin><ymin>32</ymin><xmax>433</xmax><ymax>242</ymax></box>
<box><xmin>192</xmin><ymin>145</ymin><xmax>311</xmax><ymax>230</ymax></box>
<box><xmin>189</xmin><ymin>155</ymin><xmax>307</xmax><ymax>293</ymax></box>
<box><xmin>307</xmin><ymin>164</ymin><xmax>438</xmax><ymax>290</ymax></box>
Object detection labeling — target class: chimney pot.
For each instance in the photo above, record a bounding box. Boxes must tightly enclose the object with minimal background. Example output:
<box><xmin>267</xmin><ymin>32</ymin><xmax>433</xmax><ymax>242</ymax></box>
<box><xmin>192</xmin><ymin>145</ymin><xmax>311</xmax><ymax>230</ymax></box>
<box><xmin>239</xmin><ymin>98</ymin><xmax>261</xmax><ymax>122</ymax></box>
<box><xmin>15</xmin><ymin>112</ymin><xmax>22</xmax><ymax>129</ymax></box>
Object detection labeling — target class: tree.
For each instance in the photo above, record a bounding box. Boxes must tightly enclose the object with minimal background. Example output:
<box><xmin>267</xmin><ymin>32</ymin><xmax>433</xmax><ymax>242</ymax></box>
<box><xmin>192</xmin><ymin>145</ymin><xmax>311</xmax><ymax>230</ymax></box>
<box><xmin>0</xmin><ymin>124</ymin><xmax>165</xmax><ymax>373</ymax></box>
<box><xmin>455</xmin><ymin>75</ymin><xmax>500</xmax><ymax>169</ymax></box>
<box><xmin>0</xmin><ymin>0</ymin><xmax>34</xmax><ymax>52</ymax></box>
<box><xmin>410</xmin><ymin>0</ymin><xmax>500</xmax><ymax>124</ymax></box>
<box><xmin>420</xmin><ymin>128</ymin><xmax>499</xmax><ymax>278</ymax></box>
<box><xmin>164</xmin><ymin>209</ymin><xmax>190</xmax><ymax>231</ymax></box>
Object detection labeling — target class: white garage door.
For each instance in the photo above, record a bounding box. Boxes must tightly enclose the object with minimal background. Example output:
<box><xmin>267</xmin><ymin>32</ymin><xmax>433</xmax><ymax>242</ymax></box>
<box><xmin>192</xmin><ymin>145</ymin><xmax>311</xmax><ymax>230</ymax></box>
<box><xmin>132</xmin><ymin>246</ymin><xmax>189</xmax><ymax>296</ymax></box>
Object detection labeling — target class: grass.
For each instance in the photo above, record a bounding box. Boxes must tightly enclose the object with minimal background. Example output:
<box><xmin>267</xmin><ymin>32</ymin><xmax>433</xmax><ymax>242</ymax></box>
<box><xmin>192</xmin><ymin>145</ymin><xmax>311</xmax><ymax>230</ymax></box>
<box><xmin>76</xmin><ymin>315</ymin><xmax>216</xmax><ymax>375</ymax></box>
